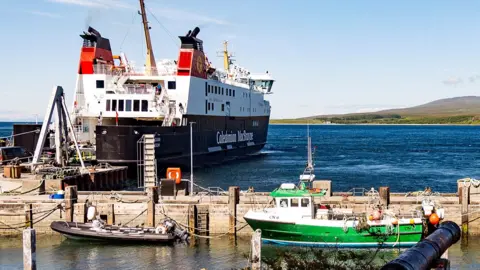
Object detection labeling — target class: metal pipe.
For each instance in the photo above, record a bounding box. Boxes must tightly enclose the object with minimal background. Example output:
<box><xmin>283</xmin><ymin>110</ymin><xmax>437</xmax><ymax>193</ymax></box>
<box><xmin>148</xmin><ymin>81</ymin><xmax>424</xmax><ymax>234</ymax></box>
<box><xmin>381</xmin><ymin>221</ymin><xmax>460</xmax><ymax>270</ymax></box>
<box><xmin>189</xmin><ymin>122</ymin><xmax>195</xmax><ymax>196</ymax></box>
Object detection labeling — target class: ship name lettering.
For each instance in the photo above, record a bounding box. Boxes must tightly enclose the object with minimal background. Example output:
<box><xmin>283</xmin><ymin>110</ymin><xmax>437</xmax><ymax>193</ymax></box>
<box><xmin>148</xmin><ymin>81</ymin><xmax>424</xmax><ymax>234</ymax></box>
<box><xmin>237</xmin><ymin>130</ymin><xmax>254</xmax><ymax>142</ymax></box>
<box><xmin>216</xmin><ymin>131</ymin><xmax>237</xmax><ymax>144</ymax></box>
<box><xmin>216</xmin><ymin>130</ymin><xmax>254</xmax><ymax>144</ymax></box>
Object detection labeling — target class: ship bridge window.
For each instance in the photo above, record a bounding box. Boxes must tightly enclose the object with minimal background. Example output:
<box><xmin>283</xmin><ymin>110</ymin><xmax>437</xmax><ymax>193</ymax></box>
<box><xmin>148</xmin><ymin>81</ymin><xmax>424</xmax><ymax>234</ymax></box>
<box><xmin>106</xmin><ymin>100</ymin><xmax>111</xmax><ymax>111</ymax></box>
<box><xmin>126</xmin><ymin>100</ymin><xmax>132</xmax><ymax>111</ymax></box>
<box><xmin>96</xmin><ymin>80</ymin><xmax>105</xmax><ymax>89</ymax></box>
<box><xmin>118</xmin><ymin>100</ymin><xmax>124</xmax><ymax>111</ymax></box>
<box><xmin>111</xmin><ymin>100</ymin><xmax>117</xmax><ymax>111</ymax></box>
<box><xmin>233</xmin><ymin>90</ymin><xmax>235</xmax><ymax>97</ymax></box>
<box><xmin>221</xmin><ymin>104</ymin><xmax>225</xmax><ymax>112</ymax></box>
<box><xmin>279</xmin><ymin>199</ymin><xmax>288</xmax><ymax>208</ymax></box>
<box><xmin>168</xmin><ymin>81</ymin><xmax>176</xmax><ymax>89</ymax></box>
<box><xmin>254</xmin><ymin>80</ymin><xmax>274</xmax><ymax>92</ymax></box>
<box><xmin>133</xmin><ymin>100</ymin><xmax>140</xmax><ymax>111</ymax></box>
<box><xmin>141</xmin><ymin>100</ymin><xmax>148</xmax><ymax>112</ymax></box>
<box><xmin>229</xmin><ymin>89</ymin><xmax>232</xmax><ymax>96</ymax></box>
<box><xmin>215</xmin><ymin>86</ymin><xmax>218</xmax><ymax>94</ymax></box>
<box><xmin>222</xmin><ymin>88</ymin><xmax>224</xmax><ymax>95</ymax></box>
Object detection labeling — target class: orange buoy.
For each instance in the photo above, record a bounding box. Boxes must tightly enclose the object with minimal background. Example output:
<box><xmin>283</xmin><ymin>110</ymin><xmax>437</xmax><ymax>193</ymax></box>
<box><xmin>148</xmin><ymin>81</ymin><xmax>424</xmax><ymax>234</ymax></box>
<box><xmin>166</xmin><ymin>167</ymin><xmax>182</xmax><ymax>184</ymax></box>
<box><xmin>429</xmin><ymin>213</ymin><xmax>440</xmax><ymax>225</ymax></box>
<box><xmin>391</xmin><ymin>218</ymin><xmax>399</xmax><ymax>225</ymax></box>
<box><xmin>410</xmin><ymin>219</ymin><xmax>415</xmax><ymax>224</ymax></box>
<box><xmin>368</xmin><ymin>215</ymin><xmax>374</xmax><ymax>221</ymax></box>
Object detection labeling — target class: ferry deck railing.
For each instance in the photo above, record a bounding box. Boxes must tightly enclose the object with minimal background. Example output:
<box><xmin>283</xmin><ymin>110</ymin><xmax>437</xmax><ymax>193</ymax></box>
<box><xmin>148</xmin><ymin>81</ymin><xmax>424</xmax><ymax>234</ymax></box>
<box><xmin>93</xmin><ymin>64</ymin><xmax>176</xmax><ymax>77</ymax></box>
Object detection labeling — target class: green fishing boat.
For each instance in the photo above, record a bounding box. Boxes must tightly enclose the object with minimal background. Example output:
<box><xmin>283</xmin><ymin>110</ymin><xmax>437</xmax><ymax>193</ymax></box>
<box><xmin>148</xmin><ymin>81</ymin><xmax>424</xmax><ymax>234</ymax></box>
<box><xmin>243</xmin><ymin>127</ymin><xmax>425</xmax><ymax>248</ymax></box>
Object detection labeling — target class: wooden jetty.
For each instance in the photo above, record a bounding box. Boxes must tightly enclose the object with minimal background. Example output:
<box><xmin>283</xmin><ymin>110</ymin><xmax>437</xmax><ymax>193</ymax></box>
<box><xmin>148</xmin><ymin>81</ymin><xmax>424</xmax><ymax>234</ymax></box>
<box><xmin>1</xmin><ymin>164</ymin><xmax>128</xmax><ymax>194</ymax></box>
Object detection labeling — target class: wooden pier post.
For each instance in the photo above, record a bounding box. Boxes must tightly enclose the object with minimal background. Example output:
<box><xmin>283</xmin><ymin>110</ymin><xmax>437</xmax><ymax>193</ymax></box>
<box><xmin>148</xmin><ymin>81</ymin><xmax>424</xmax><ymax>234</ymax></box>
<box><xmin>146</xmin><ymin>186</ymin><xmax>158</xmax><ymax>227</ymax></box>
<box><xmin>379</xmin><ymin>187</ymin><xmax>390</xmax><ymax>207</ymax></box>
<box><xmin>107</xmin><ymin>203</ymin><xmax>115</xmax><ymax>225</ymax></box>
<box><xmin>188</xmin><ymin>204</ymin><xmax>197</xmax><ymax>236</ymax></box>
<box><xmin>251</xmin><ymin>229</ymin><xmax>262</xmax><ymax>270</ymax></box>
<box><xmin>228</xmin><ymin>186</ymin><xmax>240</xmax><ymax>236</ymax></box>
<box><xmin>460</xmin><ymin>186</ymin><xmax>470</xmax><ymax>236</ymax></box>
<box><xmin>24</xmin><ymin>204</ymin><xmax>33</xmax><ymax>229</ymax></box>
<box><xmin>23</xmin><ymin>228</ymin><xmax>36</xmax><ymax>270</ymax></box>
<box><xmin>65</xmin><ymin>186</ymin><xmax>77</xmax><ymax>222</ymax></box>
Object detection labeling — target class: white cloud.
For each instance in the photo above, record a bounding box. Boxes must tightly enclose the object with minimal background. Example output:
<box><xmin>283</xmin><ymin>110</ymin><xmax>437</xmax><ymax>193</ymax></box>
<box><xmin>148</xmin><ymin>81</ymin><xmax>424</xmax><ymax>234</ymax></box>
<box><xmin>442</xmin><ymin>76</ymin><xmax>463</xmax><ymax>86</ymax></box>
<box><xmin>154</xmin><ymin>8</ymin><xmax>230</xmax><ymax>26</ymax></box>
<box><xmin>26</xmin><ymin>10</ymin><xmax>63</xmax><ymax>18</ymax></box>
<box><xmin>46</xmin><ymin>0</ymin><xmax>105</xmax><ymax>7</ymax></box>
<box><xmin>46</xmin><ymin>0</ymin><xmax>133</xmax><ymax>9</ymax></box>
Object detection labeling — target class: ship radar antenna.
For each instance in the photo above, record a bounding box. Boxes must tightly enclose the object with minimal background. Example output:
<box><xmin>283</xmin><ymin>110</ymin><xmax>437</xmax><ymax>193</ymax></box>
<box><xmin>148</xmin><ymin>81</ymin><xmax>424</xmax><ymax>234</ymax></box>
<box><xmin>217</xmin><ymin>40</ymin><xmax>234</xmax><ymax>73</ymax></box>
<box><xmin>138</xmin><ymin>0</ymin><xmax>157</xmax><ymax>76</ymax></box>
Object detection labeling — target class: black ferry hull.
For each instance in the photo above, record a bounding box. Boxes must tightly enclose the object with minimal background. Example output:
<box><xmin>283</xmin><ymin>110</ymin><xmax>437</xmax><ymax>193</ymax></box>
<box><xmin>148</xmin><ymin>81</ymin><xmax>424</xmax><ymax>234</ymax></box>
<box><xmin>95</xmin><ymin>115</ymin><xmax>269</xmax><ymax>172</ymax></box>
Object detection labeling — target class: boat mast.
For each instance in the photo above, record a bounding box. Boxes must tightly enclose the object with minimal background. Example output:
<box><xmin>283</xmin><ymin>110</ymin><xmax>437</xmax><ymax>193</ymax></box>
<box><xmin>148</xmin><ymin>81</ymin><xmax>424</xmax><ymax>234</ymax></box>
<box><xmin>307</xmin><ymin>122</ymin><xmax>313</xmax><ymax>169</ymax></box>
<box><xmin>139</xmin><ymin>0</ymin><xmax>157</xmax><ymax>76</ymax></box>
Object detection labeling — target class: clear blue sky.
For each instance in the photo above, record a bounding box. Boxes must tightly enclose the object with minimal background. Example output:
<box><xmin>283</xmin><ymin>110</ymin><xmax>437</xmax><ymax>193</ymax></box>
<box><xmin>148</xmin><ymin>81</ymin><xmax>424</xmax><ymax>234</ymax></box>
<box><xmin>1</xmin><ymin>0</ymin><xmax>480</xmax><ymax>120</ymax></box>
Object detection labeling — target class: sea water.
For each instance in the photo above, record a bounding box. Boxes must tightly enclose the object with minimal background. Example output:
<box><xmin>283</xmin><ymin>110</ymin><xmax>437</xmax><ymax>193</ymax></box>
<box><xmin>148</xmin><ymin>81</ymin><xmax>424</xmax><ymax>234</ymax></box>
<box><xmin>1</xmin><ymin>122</ymin><xmax>480</xmax><ymax>269</ymax></box>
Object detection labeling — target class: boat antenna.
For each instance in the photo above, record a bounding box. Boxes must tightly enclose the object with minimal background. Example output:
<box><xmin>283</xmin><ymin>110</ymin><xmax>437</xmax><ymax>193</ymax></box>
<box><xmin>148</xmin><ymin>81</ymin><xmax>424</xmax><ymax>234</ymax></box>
<box><xmin>138</xmin><ymin>0</ymin><xmax>157</xmax><ymax>75</ymax></box>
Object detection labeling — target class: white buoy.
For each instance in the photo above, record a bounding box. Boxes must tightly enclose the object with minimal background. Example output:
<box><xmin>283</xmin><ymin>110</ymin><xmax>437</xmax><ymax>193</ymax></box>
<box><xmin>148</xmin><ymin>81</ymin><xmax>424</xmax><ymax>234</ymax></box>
<box><xmin>87</xmin><ymin>206</ymin><xmax>97</xmax><ymax>221</ymax></box>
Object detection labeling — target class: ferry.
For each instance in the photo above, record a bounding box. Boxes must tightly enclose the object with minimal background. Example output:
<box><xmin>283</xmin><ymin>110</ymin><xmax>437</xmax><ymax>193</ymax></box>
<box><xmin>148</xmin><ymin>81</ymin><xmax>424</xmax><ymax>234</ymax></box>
<box><xmin>70</xmin><ymin>0</ymin><xmax>274</xmax><ymax>173</ymax></box>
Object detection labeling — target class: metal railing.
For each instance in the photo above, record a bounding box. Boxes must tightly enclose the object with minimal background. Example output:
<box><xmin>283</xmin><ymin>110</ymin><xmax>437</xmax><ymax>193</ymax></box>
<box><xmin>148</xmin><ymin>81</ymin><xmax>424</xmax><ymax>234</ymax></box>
<box><xmin>347</xmin><ymin>187</ymin><xmax>369</xmax><ymax>196</ymax></box>
<box><xmin>122</xmin><ymin>85</ymin><xmax>154</xmax><ymax>95</ymax></box>
<box><xmin>92</xmin><ymin>64</ymin><xmax>176</xmax><ymax>76</ymax></box>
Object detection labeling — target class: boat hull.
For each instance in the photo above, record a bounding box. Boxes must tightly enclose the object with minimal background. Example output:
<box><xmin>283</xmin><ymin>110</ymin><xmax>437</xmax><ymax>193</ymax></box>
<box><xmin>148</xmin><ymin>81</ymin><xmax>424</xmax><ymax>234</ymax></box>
<box><xmin>95</xmin><ymin>114</ymin><xmax>270</xmax><ymax>172</ymax></box>
<box><xmin>243</xmin><ymin>217</ymin><xmax>423</xmax><ymax>248</ymax></box>
<box><xmin>50</xmin><ymin>221</ymin><xmax>176</xmax><ymax>243</ymax></box>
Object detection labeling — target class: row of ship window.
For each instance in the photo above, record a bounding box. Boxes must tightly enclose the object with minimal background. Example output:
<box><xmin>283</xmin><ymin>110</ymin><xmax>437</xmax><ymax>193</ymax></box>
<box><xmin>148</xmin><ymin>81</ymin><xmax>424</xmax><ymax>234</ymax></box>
<box><xmin>206</xmin><ymin>84</ymin><xmax>235</xmax><ymax>97</ymax></box>
<box><xmin>96</xmin><ymin>80</ymin><xmax>177</xmax><ymax>90</ymax></box>
<box><xmin>105</xmin><ymin>99</ymin><xmax>148</xmax><ymax>112</ymax></box>
<box><xmin>205</xmin><ymin>102</ymin><xmax>259</xmax><ymax>114</ymax></box>
<box><xmin>205</xmin><ymin>84</ymin><xmax>252</xmax><ymax>99</ymax></box>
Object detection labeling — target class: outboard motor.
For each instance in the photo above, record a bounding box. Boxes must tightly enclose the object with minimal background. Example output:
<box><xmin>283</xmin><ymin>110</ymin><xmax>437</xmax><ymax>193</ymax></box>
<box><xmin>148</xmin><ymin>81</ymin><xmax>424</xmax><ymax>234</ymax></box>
<box><xmin>163</xmin><ymin>219</ymin><xmax>190</xmax><ymax>242</ymax></box>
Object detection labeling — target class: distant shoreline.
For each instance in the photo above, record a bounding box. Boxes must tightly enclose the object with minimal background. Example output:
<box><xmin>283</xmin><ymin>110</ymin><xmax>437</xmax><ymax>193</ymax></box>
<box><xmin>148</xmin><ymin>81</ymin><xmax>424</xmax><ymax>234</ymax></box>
<box><xmin>268</xmin><ymin>122</ymin><xmax>480</xmax><ymax>126</ymax></box>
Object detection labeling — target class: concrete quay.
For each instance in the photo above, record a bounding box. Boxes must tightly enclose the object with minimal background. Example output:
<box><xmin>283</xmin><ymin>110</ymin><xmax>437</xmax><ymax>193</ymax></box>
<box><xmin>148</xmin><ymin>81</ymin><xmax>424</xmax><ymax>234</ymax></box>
<box><xmin>1</xmin><ymin>179</ymin><xmax>480</xmax><ymax>237</ymax></box>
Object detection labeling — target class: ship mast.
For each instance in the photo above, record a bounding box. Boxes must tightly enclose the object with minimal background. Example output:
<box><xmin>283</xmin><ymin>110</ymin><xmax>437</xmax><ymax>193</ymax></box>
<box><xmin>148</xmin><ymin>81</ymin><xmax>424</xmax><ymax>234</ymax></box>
<box><xmin>222</xmin><ymin>41</ymin><xmax>230</xmax><ymax>72</ymax></box>
<box><xmin>139</xmin><ymin>0</ymin><xmax>157</xmax><ymax>75</ymax></box>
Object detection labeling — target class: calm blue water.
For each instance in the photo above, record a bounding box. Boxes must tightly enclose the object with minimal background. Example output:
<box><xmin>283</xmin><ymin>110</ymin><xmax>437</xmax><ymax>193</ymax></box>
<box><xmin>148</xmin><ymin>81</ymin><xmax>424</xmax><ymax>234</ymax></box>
<box><xmin>2</xmin><ymin>122</ymin><xmax>479</xmax><ymax>193</ymax></box>
<box><xmin>1</xmin><ymin>122</ymin><xmax>480</xmax><ymax>268</ymax></box>
<box><xmin>195</xmin><ymin>124</ymin><xmax>480</xmax><ymax>193</ymax></box>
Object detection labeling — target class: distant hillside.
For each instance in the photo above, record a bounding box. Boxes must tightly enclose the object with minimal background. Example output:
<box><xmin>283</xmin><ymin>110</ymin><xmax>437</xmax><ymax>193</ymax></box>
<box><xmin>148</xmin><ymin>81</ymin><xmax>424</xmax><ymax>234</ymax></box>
<box><xmin>271</xmin><ymin>96</ymin><xmax>480</xmax><ymax>125</ymax></box>
<box><xmin>374</xmin><ymin>96</ymin><xmax>480</xmax><ymax>116</ymax></box>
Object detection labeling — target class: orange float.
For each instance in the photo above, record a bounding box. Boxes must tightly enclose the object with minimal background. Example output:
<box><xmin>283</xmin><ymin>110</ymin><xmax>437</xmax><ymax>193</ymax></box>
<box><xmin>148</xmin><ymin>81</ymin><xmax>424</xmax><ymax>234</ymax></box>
<box><xmin>368</xmin><ymin>215</ymin><xmax>374</xmax><ymax>221</ymax></box>
<box><xmin>391</xmin><ymin>218</ymin><xmax>399</xmax><ymax>225</ymax></box>
<box><xmin>166</xmin><ymin>167</ymin><xmax>182</xmax><ymax>184</ymax></box>
<box><xmin>429</xmin><ymin>213</ymin><xmax>440</xmax><ymax>225</ymax></box>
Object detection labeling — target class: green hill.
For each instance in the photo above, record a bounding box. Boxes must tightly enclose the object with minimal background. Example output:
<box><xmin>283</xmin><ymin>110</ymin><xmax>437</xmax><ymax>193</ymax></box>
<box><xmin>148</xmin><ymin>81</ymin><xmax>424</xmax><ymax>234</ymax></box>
<box><xmin>271</xmin><ymin>96</ymin><xmax>480</xmax><ymax>124</ymax></box>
